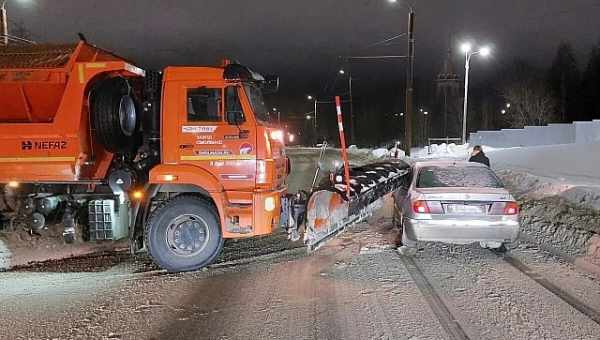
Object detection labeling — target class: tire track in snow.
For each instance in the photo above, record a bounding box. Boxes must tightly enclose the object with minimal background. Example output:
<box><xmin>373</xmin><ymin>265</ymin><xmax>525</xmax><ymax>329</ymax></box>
<box><xmin>400</xmin><ymin>254</ymin><xmax>471</xmax><ymax>340</ymax></box>
<box><xmin>500</xmin><ymin>253</ymin><xmax>600</xmax><ymax>326</ymax></box>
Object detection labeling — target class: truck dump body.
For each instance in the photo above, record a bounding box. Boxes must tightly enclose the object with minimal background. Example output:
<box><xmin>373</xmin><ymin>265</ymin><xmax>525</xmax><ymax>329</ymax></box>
<box><xmin>0</xmin><ymin>42</ymin><xmax>144</xmax><ymax>182</ymax></box>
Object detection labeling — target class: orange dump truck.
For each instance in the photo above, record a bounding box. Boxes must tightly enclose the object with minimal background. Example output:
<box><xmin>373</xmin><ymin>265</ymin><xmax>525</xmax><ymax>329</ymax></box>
<box><xmin>0</xmin><ymin>41</ymin><xmax>299</xmax><ymax>272</ymax></box>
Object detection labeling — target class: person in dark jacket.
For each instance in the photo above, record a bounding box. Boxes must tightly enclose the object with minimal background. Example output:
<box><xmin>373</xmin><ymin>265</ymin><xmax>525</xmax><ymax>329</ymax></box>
<box><xmin>469</xmin><ymin>145</ymin><xmax>490</xmax><ymax>167</ymax></box>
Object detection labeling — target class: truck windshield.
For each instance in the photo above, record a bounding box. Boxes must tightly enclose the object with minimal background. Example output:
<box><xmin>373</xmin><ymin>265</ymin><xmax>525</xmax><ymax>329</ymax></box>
<box><xmin>243</xmin><ymin>84</ymin><xmax>270</xmax><ymax>122</ymax></box>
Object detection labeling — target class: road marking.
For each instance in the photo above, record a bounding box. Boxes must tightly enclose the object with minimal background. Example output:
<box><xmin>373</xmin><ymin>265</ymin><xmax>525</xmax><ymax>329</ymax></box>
<box><xmin>400</xmin><ymin>255</ymin><xmax>471</xmax><ymax>340</ymax></box>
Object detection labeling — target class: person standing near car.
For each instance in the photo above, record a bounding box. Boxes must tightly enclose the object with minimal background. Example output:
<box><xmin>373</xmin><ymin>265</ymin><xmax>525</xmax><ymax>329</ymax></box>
<box><xmin>469</xmin><ymin>145</ymin><xmax>490</xmax><ymax>167</ymax></box>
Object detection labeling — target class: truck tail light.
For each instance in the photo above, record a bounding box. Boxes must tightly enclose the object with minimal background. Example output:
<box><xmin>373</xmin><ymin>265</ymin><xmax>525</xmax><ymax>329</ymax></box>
<box><xmin>412</xmin><ymin>200</ymin><xmax>430</xmax><ymax>214</ymax></box>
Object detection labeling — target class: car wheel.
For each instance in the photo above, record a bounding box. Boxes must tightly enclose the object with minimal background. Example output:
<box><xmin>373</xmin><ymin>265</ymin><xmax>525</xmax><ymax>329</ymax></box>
<box><xmin>146</xmin><ymin>195</ymin><xmax>224</xmax><ymax>272</ymax></box>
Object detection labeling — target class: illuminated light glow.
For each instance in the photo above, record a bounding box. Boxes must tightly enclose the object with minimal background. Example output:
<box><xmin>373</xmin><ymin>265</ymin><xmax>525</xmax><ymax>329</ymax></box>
<box><xmin>270</xmin><ymin>130</ymin><xmax>284</xmax><ymax>143</ymax></box>
<box><xmin>132</xmin><ymin>190</ymin><xmax>144</xmax><ymax>200</ymax></box>
<box><xmin>461</xmin><ymin>42</ymin><xmax>472</xmax><ymax>53</ymax></box>
<box><xmin>307</xmin><ymin>95</ymin><xmax>314</xmax><ymax>100</ymax></box>
<box><xmin>339</xmin><ymin>69</ymin><xmax>345</xmax><ymax>75</ymax></box>
<box><xmin>265</xmin><ymin>197</ymin><xmax>276</xmax><ymax>212</ymax></box>
<box><xmin>480</xmin><ymin>46</ymin><xmax>491</xmax><ymax>57</ymax></box>
<box><xmin>160</xmin><ymin>174</ymin><xmax>178</xmax><ymax>182</ymax></box>
<box><xmin>501</xmin><ymin>109</ymin><xmax>507</xmax><ymax>114</ymax></box>
<box><xmin>7</xmin><ymin>181</ymin><xmax>19</xmax><ymax>188</ymax></box>
<box><xmin>288</xmin><ymin>134</ymin><xmax>296</xmax><ymax>143</ymax></box>
<box><xmin>506</xmin><ymin>103</ymin><xmax>511</xmax><ymax>108</ymax></box>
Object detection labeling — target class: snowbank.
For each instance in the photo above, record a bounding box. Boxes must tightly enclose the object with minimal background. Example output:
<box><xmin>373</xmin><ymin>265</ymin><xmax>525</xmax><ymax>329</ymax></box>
<box><xmin>412</xmin><ymin>143</ymin><xmax>475</xmax><ymax>160</ymax></box>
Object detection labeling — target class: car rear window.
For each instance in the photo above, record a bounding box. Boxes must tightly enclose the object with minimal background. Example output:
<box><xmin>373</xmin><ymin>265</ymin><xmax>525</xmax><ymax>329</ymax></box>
<box><xmin>417</xmin><ymin>166</ymin><xmax>503</xmax><ymax>188</ymax></box>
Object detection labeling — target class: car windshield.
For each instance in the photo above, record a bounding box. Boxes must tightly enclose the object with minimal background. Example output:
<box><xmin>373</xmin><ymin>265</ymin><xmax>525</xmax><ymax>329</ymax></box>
<box><xmin>243</xmin><ymin>84</ymin><xmax>270</xmax><ymax>122</ymax></box>
<box><xmin>417</xmin><ymin>166</ymin><xmax>503</xmax><ymax>188</ymax></box>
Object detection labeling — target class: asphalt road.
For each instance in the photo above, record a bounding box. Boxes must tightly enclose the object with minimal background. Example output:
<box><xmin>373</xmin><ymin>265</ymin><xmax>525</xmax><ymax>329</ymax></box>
<box><xmin>2</xmin><ymin>215</ymin><xmax>600</xmax><ymax>340</ymax></box>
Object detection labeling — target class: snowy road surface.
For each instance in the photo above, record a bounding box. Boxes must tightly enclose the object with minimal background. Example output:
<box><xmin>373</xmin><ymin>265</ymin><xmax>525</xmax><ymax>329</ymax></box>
<box><xmin>1</xmin><ymin>219</ymin><xmax>600</xmax><ymax>339</ymax></box>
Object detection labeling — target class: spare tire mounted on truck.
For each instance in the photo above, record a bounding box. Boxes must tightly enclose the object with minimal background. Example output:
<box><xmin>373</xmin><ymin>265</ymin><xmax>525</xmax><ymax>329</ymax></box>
<box><xmin>91</xmin><ymin>77</ymin><xmax>141</xmax><ymax>153</ymax></box>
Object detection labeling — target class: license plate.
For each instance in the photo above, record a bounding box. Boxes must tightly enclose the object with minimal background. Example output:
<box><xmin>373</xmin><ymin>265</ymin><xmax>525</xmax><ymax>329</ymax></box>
<box><xmin>445</xmin><ymin>204</ymin><xmax>486</xmax><ymax>215</ymax></box>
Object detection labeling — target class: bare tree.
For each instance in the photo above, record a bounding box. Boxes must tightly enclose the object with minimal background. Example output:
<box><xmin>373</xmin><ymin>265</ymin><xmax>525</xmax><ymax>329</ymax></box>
<box><xmin>502</xmin><ymin>76</ymin><xmax>556</xmax><ymax>128</ymax></box>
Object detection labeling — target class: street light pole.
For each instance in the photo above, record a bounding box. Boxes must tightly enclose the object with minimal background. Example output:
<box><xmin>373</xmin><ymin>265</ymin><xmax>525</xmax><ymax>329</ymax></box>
<box><xmin>462</xmin><ymin>52</ymin><xmax>471</xmax><ymax>145</ymax></box>
<box><xmin>461</xmin><ymin>43</ymin><xmax>491</xmax><ymax>145</ymax></box>
<box><xmin>1</xmin><ymin>1</ymin><xmax>8</xmax><ymax>46</ymax></box>
<box><xmin>404</xmin><ymin>8</ymin><xmax>415</xmax><ymax>156</ymax></box>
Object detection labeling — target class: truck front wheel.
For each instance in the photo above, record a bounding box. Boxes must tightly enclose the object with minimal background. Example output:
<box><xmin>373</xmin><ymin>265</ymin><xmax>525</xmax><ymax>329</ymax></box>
<box><xmin>146</xmin><ymin>196</ymin><xmax>224</xmax><ymax>272</ymax></box>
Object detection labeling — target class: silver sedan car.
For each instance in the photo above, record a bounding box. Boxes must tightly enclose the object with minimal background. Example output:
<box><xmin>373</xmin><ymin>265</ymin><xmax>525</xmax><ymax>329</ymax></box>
<box><xmin>394</xmin><ymin>161</ymin><xmax>520</xmax><ymax>254</ymax></box>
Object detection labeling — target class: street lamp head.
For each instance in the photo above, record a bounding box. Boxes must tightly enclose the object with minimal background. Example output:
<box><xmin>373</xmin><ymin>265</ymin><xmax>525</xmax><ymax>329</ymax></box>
<box><xmin>461</xmin><ymin>42</ymin><xmax>472</xmax><ymax>53</ymax></box>
<box><xmin>480</xmin><ymin>46</ymin><xmax>491</xmax><ymax>57</ymax></box>
<box><xmin>307</xmin><ymin>95</ymin><xmax>314</xmax><ymax>101</ymax></box>
<box><xmin>339</xmin><ymin>69</ymin><xmax>345</xmax><ymax>75</ymax></box>
<box><xmin>424</xmin><ymin>111</ymin><xmax>429</xmax><ymax>115</ymax></box>
<box><xmin>506</xmin><ymin>103</ymin><xmax>511</xmax><ymax>108</ymax></box>
<box><xmin>501</xmin><ymin>109</ymin><xmax>507</xmax><ymax>114</ymax></box>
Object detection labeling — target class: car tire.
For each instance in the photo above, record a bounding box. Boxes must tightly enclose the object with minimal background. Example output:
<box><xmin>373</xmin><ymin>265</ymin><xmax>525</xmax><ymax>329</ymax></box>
<box><xmin>91</xmin><ymin>77</ymin><xmax>141</xmax><ymax>153</ymax></box>
<box><xmin>493</xmin><ymin>243</ymin><xmax>511</xmax><ymax>254</ymax></box>
<box><xmin>146</xmin><ymin>195</ymin><xmax>224</xmax><ymax>272</ymax></box>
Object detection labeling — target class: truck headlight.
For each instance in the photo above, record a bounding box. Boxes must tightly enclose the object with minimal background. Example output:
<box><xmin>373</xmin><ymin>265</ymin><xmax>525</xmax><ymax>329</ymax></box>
<box><xmin>265</xmin><ymin>197</ymin><xmax>276</xmax><ymax>212</ymax></box>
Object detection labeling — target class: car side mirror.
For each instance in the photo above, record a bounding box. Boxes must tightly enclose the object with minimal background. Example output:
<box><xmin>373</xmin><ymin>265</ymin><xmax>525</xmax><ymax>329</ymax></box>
<box><xmin>227</xmin><ymin>110</ymin><xmax>245</xmax><ymax>125</ymax></box>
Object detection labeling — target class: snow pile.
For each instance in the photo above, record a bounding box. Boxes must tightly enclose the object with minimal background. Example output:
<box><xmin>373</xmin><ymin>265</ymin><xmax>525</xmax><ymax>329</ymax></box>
<box><xmin>371</xmin><ymin>148</ymin><xmax>390</xmax><ymax>158</ymax></box>
<box><xmin>412</xmin><ymin>143</ymin><xmax>473</xmax><ymax>160</ymax></box>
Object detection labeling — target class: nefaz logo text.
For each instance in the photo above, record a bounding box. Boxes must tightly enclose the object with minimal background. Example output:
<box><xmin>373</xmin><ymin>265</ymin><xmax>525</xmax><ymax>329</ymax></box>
<box><xmin>21</xmin><ymin>140</ymin><xmax>68</xmax><ymax>151</ymax></box>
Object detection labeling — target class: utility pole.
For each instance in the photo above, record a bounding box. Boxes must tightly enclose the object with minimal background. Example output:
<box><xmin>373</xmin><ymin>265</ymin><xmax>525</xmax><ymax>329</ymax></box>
<box><xmin>1</xmin><ymin>1</ymin><xmax>8</xmax><ymax>46</ymax></box>
<box><xmin>348</xmin><ymin>69</ymin><xmax>356</xmax><ymax>143</ymax></box>
<box><xmin>405</xmin><ymin>9</ymin><xmax>415</xmax><ymax>156</ymax></box>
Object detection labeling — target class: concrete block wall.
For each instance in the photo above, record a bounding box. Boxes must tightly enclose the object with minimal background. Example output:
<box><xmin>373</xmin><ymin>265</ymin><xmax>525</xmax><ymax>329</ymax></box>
<box><xmin>467</xmin><ymin>120</ymin><xmax>600</xmax><ymax>148</ymax></box>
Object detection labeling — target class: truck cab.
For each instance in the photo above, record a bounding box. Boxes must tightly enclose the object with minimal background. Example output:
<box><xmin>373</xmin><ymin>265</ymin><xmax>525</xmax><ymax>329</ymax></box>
<box><xmin>144</xmin><ymin>63</ymin><xmax>290</xmax><ymax>271</ymax></box>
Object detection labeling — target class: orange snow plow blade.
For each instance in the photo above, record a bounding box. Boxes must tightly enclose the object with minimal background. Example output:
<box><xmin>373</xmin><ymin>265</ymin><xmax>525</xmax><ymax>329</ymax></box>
<box><xmin>304</xmin><ymin>160</ymin><xmax>411</xmax><ymax>251</ymax></box>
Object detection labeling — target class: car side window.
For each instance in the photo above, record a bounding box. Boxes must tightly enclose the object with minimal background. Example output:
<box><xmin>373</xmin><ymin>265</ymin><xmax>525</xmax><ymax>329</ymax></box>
<box><xmin>187</xmin><ymin>87</ymin><xmax>222</xmax><ymax>122</ymax></box>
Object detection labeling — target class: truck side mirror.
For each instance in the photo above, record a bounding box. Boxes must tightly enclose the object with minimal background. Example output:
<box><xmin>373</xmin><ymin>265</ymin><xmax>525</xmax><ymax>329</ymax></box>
<box><xmin>263</xmin><ymin>75</ymin><xmax>280</xmax><ymax>94</ymax></box>
<box><xmin>227</xmin><ymin>110</ymin><xmax>245</xmax><ymax>125</ymax></box>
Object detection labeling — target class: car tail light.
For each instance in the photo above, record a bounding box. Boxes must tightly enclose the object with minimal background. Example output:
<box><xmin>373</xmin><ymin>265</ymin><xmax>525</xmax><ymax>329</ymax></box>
<box><xmin>490</xmin><ymin>201</ymin><xmax>519</xmax><ymax>215</ymax></box>
<box><xmin>412</xmin><ymin>200</ymin><xmax>431</xmax><ymax>214</ymax></box>
<box><xmin>504</xmin><ymin>201</ymin><xmax>519</xmax><ymax>215</ymax></box>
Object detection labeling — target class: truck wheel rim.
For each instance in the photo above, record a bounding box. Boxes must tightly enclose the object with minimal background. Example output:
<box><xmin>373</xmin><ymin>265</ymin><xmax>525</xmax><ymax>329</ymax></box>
<box><xmin>119</xmin><ymin>95</ymin><xmax>137</xmax><ymax>137</ymax></box>
<box><xmin>165</xmin><ymin>214</ymin><xmax>210</xmax><ymax>257</ymax></box>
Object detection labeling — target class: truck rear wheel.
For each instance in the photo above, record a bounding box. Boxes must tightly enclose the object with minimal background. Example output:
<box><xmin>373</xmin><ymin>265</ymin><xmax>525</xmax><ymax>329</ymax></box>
<box><xmin>91</xmin><ymin>77</ymin><xmax>141</xmax><ymax>153</ymax></box>
<box><xmin>146</xmin><ymin>196</ymin><xmax>224</xmax><ymax>272</ymax></box>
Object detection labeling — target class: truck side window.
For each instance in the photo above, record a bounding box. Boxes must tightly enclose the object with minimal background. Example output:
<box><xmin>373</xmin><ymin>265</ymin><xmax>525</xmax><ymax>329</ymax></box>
<box><xmin>187</xmin><ymin>87</ymin><xmax>221</xmax><ymax>122</ymax></box>
<box><xmin>225</xmin><ymin>86</ymin><xmax>245</xmax><ymax>122</ymax></box>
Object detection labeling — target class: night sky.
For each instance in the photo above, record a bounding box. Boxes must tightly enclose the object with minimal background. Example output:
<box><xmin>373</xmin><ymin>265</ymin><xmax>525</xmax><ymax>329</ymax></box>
<box><xmin>8</xmin><ymin>0</ymin><xmax>600</xmax><ymax>140</ymax></box>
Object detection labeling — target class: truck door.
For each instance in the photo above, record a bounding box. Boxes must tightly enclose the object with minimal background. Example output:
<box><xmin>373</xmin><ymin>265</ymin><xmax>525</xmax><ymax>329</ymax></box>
<box><xmin>177</xmin><ymin>85</ymin><xmax>256</xmax><ymax>191</ymax></box>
